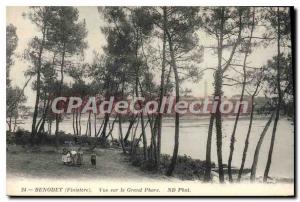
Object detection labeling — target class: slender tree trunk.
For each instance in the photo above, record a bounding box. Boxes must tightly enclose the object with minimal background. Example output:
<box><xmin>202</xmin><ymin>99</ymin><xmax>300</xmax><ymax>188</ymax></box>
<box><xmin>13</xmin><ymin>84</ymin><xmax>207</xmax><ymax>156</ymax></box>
<box><xmin>105</xmin><ymin>116</ymin><xmax>117</xmax><ymax>139</ymax></box>
<box><xmin>134</xmin><ymin>120</ymin><xmax>150</xmax><ymax>152</ymax></box>
<box><xmin>35</xmin><ymin>92</ymin><xmax>47</xmax><ymax>132</ymax></box>
<box><xmin>237</xmin><ymin>99</ymin><xmax>255</xmax><ymax>181</ymax></box>
<box><xmin>47</xmin><ymin>122</ymin><xmax>50</xmax><ymax>134</ymax></box>
<box><xmin>131</xmin><ymin>117</ymin><xmax>140</xmax><ymax>155</ymax></box>
<box><xmin>238</xmin><ymin>69</ymin><xmax>262</xmax><ymax>182</ymax></box>
<box><xmin>149</xmin><ymin>116</ymin><xmax>157</xmax><ymax>162</ymax></box>
<box><xmin>124</xmin><ymin>115</ymin><xmax>136</xmax><ymax>142</ymax></box>
<box><xmin>204</xmin><ymin>113</ymin><xmax>215</xmax><ymax>181</ymax></box>
<box><xmin>263</xmin><ymin>107</ymin><xmax>280</xmax><ymax>182</ymax></box>
<box><xmin>85</xmin><ymin>117</ymin><xmax>89</xmax><ymax>136</ymax></box>
<box><xmin>263</xmin><ymin>7</ymin><xmax>282</xmax><ymax>182</ymax></box>
<box><xmin>134</xmin><ymin>29</ymin><xmax>148</xmax><ymax>161</ymax></box>
<box><xmin>100</xmin><ymin>113</ymin><xmax>110</xmax><ymax>139</ymax></box>
<box><xmin>55</xmin><ymin>44</ymin><xmax>66</xmax><ymax>146</ymax></box>
<box><xmin>88</xmin><ymin>112</ymin><xmax>92</xmax><ymax>136</ymax></box>
<box><xmin>72</xmin><ymin>111</ymin><xmax>76</xmax><ymax>135</ymax></box>
<box><xmin>118</xmin><ymin>115</ymin><xmax>127</xmax><ymax>154</ymax></box>
<box><xmin>75</xmin><ymin>110</ymin><xmax>79</xmax><ymax>135</ymax></box>
<box><xmin>31</xmin><ymin>24</ymin><xmax>47</xmax><ymax>145</ymax></box>
<box><xmin>139</xmin><ymin>92</ymin><xmax>147</xmax><ymax>160</ymax></box>
<box><xmin>85</xmin><ymin>111</ymin><xmax>91</xmax><ymax>136</ymax></box>
<box><xmin>156</xmin><ymin>9</ymin><xmax>167</xmax><ymax>168</ymax></box>
<box><xmin>228</xmin><ymin>9</ymin><xmax>255</xmax><ymax>182</ymax></box>
<box><xmin>166</xmin><ymin>28</ymin><xmax>180</xmax><ymax>176</ymax></box>
<box><xmin>214</xmin><ymin>8</ymin><xmax>225</xmax><ymax>183</ymax></box>
<box><xmin>96</xmin><ymin>118</ymin><xmax>105</xmax><ymax>137</ymax></box>
<box><xmin>215</xmin><ymin>89</ymin><xmax>224</xmax><ymax>183</ymax></box>
<box><xmin>250</xmin><ymin>111</ymin><xmax>275</xmax><ymax>181</ymax></box>
<box><xmin>49</xmin><ymin>121</ymin><xmax>52</xmax><ymax>136</ymax></box>
<box><xmin>94</xmin><ymin>113</ymin><xmax>97</xmax><ymax>137</ymax></box>
<box><xmin>37</xmin><ymin>97</ymin><xmax>51</xmax><ymax>137</ymax></box>
<box><xmin>78</xmin><ymin>111</ymin><xmax>82</xmax><ymax>135</ymax></box>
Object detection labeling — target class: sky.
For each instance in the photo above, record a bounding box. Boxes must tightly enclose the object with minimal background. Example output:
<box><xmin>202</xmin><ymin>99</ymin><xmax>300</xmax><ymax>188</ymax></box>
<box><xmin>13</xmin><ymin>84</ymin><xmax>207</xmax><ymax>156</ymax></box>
<box><xmin>6</xmin><ymin>6</ymin><xmax>279</xmax><ymax>107</ymax></box>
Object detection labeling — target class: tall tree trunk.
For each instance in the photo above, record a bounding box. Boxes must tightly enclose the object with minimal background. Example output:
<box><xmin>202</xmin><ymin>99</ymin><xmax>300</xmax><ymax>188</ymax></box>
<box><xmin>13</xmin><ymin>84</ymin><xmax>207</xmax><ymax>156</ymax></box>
<box><xmin>156</xmin><ymin>8</ymin><xmax>167</xmax><ymax>168</ymax></box>
<box><xmin>118</xmin><ymin>115</ymin><xmax>127</xmax><ymax>154</ymax></box>
<box><xmin>94</xmin><ymin>113</ymin><xmax>97</xmax><ymax>137</ymax></box>
<box><xmin>133</xmin><ymin>120</ymin><xmax>150</xmax><ymax>152</ymax></box>
<box><xmin>49</xmin><ymin>121</ymin><xmax>52</xmax><ymax>136</ymax></box>
<box><xmin>250</xmin><ymin>111</ymin><xmax>275</xmax><ymax>181</ymax></box>
<box><xmin>36</xmin><ymin>94</ymin><xmax>51</xmax><ymax>134</ymax></box>
<box><xmin>228</xmin><ymin>8</ymin><xmax>255</xmax><ymax>182</ymax></box>
<box><xmin>263</xmin><ymin>7</ymin><xmax>282</xmax><ymax>182</ymax></box>
<box><xmin>78</xmin><ymin>111</ymin><xmax>82</xmax><ymax>135</ymax></box>
<box><xmin>37</xmin><ymin>97</ymin><xmax>51</xmax><ymax>138</ymax></box>
<box><xmin>237</xmin><ymin>99</ymin><xmax>255</xmax><ymax>181</ymax></box>
<box><xmin>215</xmin><ymin>81</ymin><xmax>224</xmax><ymax>183</ymax></box>
<box><xmin>54</xmin><ymin>44</ymin><xmax>66</xmax><ymax>146</ymax></box>
<box><xmin>134</xmin><ymin>29</ymin><xmax>148</xmax><ymax>161</ymax></box>
<box><xmin>131</xmin><ymin>117</ymin><xmax>140</xmax><ymax>155</ymax></box>
<box><xmin>204</xmin><ymin>113</ymin><xmax>215</xmax><ymax>181</ymax></box>
<box><xmin>166</xmin><ymin>28</ymin><xmax>180</xmax><ymax>176</ymax></box>
<box><xmin>72</xmin><ymin>111</ymin><xmax>76</xmax><ymax>135</ymax></box>
<box><xmin>105</xmin><ymin>116</ymin><xmax>117</xmax><ymax>139</ymax></box>
<box><xmin>123</xmin><ymin>115</ymin><xmax>136</xmax><ymax>142</ymax></box>
<box><xmin>85</xmin><ymin>111</ymin><xmax>91</xmax><ymax>136</ymax></box>
<box><xmin>100</xmin><ymin>113</ymin><xmax>110</xmax><ymax>139</ymax></box>
<box><xmin>214</xmin><ymin>8</ymin><xmax>225</xmax><ymax>183</ymax></box>
<box><xmin>138</xmin><ymin>88</ymin><xmax>147</xmax><ymax>160</ymax></box>
<box><xmin>47</xmin><ymin>122</ymin><xmax>50</xmax><ymax>135</ymax></box>
<box><xmin>75</xmin><ymin>110</ymin><xmax>79</xmax><ymax>135</ymax></box>
<box><xmin>238</xmin><ymin>69</ymin><xmax>261</xmax><ymax>182</ymax></box>
<box><xmin>31</xmin><ymin>24</ymin><xmax>47</xmax><ymax>145</ymax></box>
<box><xmin>88</xmin><ymin>112</ymin><xmax>92</xmax><ymax>136</ymax></box>
<box><xmin>96</xmin><ymin>118</ymin><xmax>105</xmax><ymax>137</ymax></box>
<box><xmin>149</xmin><ymin>115</ymin><xmax>156</xmax><ymax>161</ymax></box>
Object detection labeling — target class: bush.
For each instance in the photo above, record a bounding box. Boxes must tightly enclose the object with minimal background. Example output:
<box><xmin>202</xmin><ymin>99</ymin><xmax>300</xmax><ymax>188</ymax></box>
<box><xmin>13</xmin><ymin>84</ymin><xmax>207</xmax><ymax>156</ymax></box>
<box><xmin>140</xmin><ymin>159</ymin><xmax>157</xmax><ymax>171</ymax></box>
<box><xmin>173</xmin><ymin>155</ymin><xmax>206</xmax><ymax>180</ymax></box>
<box><xmin>129</xmin><ymin>148</ymin><xmax>209</xmax><ymax>180</ymax></box>
<box><xmin>15</xmin><ymin>129</ymin><xmax>30</xmax><ymax>145</ymax></box>
<box><xmin>6</xmin><ymin>131</ymin><xmax>15</xmax><ymax>144</ymax></box>
<box><xmin>7</xmin><ymin>129</ymin><xmax>112</xmax><ymax>147</ymax></box>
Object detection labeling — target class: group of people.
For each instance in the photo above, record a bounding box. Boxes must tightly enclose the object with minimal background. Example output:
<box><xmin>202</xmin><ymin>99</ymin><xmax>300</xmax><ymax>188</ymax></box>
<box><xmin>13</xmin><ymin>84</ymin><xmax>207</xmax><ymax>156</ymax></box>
<box><xmin>62</xmin><ymin>147</ymin><xmax>97</xmax><ymax>167</ymax></box>
<box><xmin>62</xmin><ymin>147</ymin><xmax>83</xmax><ymax>166</ymax></box>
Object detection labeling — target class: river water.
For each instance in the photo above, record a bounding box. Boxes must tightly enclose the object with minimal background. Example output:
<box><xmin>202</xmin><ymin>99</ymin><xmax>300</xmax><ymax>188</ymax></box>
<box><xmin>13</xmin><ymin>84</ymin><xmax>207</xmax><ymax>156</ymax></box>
<box><xmin>16</xmin><ymin>116</ymin><xmax>294</xmax><ymax>179</ymax></box>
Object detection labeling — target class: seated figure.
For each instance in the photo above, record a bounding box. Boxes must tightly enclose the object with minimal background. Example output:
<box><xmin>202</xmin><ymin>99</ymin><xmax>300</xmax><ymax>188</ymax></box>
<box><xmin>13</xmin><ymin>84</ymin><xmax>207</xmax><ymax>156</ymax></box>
<box><xmin>62</xmin><ymin>148</ymin><xmax>71</xmax><ymax>165</ymax></box>
<box><xmin>70</xmin><ymin>150</ymin><xmax>77</xmax><ymax>165</ymax></box>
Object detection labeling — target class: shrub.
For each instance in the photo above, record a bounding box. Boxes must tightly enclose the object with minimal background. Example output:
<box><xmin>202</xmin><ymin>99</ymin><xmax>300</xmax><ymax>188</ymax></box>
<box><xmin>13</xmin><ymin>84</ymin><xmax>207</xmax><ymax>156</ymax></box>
<box><xmin>15</xmin><ymin>129</ymin><xmax>30</xmax><ymax>145</ymax></box>
<box><xmin>128</xmin><ymin>148</ymin><xmax>208</xmax><ymax>180</ymax></box>
<box><xmin>6</xmin><ymin>131</ymin><xmax>15</xmax><ymax>144</ymax></box>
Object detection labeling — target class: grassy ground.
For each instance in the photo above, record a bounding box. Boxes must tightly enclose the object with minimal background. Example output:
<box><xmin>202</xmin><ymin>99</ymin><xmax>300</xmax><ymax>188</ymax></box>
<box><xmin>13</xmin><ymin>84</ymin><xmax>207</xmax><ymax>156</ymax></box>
<box><xmin>6</xmin><ymin>145</ymin><xmax>293</xmax><ymax>184</ymax></box>
<box><xmin>6</xmin><ymin>145</ymin><xmax>174</xmax><ymax>182</ymax></box>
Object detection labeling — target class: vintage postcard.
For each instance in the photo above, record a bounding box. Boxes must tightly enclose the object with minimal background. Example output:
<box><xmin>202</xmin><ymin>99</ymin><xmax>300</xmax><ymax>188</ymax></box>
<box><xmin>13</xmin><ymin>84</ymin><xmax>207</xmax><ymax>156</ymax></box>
<box><xmin>6</xmin><ymin>6</ymin><xmax>294</xmax><ymax>196</ymax></box>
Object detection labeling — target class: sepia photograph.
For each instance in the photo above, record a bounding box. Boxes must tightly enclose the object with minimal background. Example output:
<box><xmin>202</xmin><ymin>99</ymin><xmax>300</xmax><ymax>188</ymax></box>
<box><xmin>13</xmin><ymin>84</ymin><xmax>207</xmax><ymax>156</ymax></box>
<box><xmin>6</xmin><ymin>6</ymin><xmax>295</xmax><ymax>196</ymax></box>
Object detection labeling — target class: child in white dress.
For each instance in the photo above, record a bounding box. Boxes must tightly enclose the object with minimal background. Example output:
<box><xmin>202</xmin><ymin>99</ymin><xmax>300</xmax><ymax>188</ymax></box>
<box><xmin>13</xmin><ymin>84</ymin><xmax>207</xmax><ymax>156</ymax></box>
<box><xmin>62</xmin><ymin>148</ymin><xmax>71</xmax><ymax>165</ymax></box>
